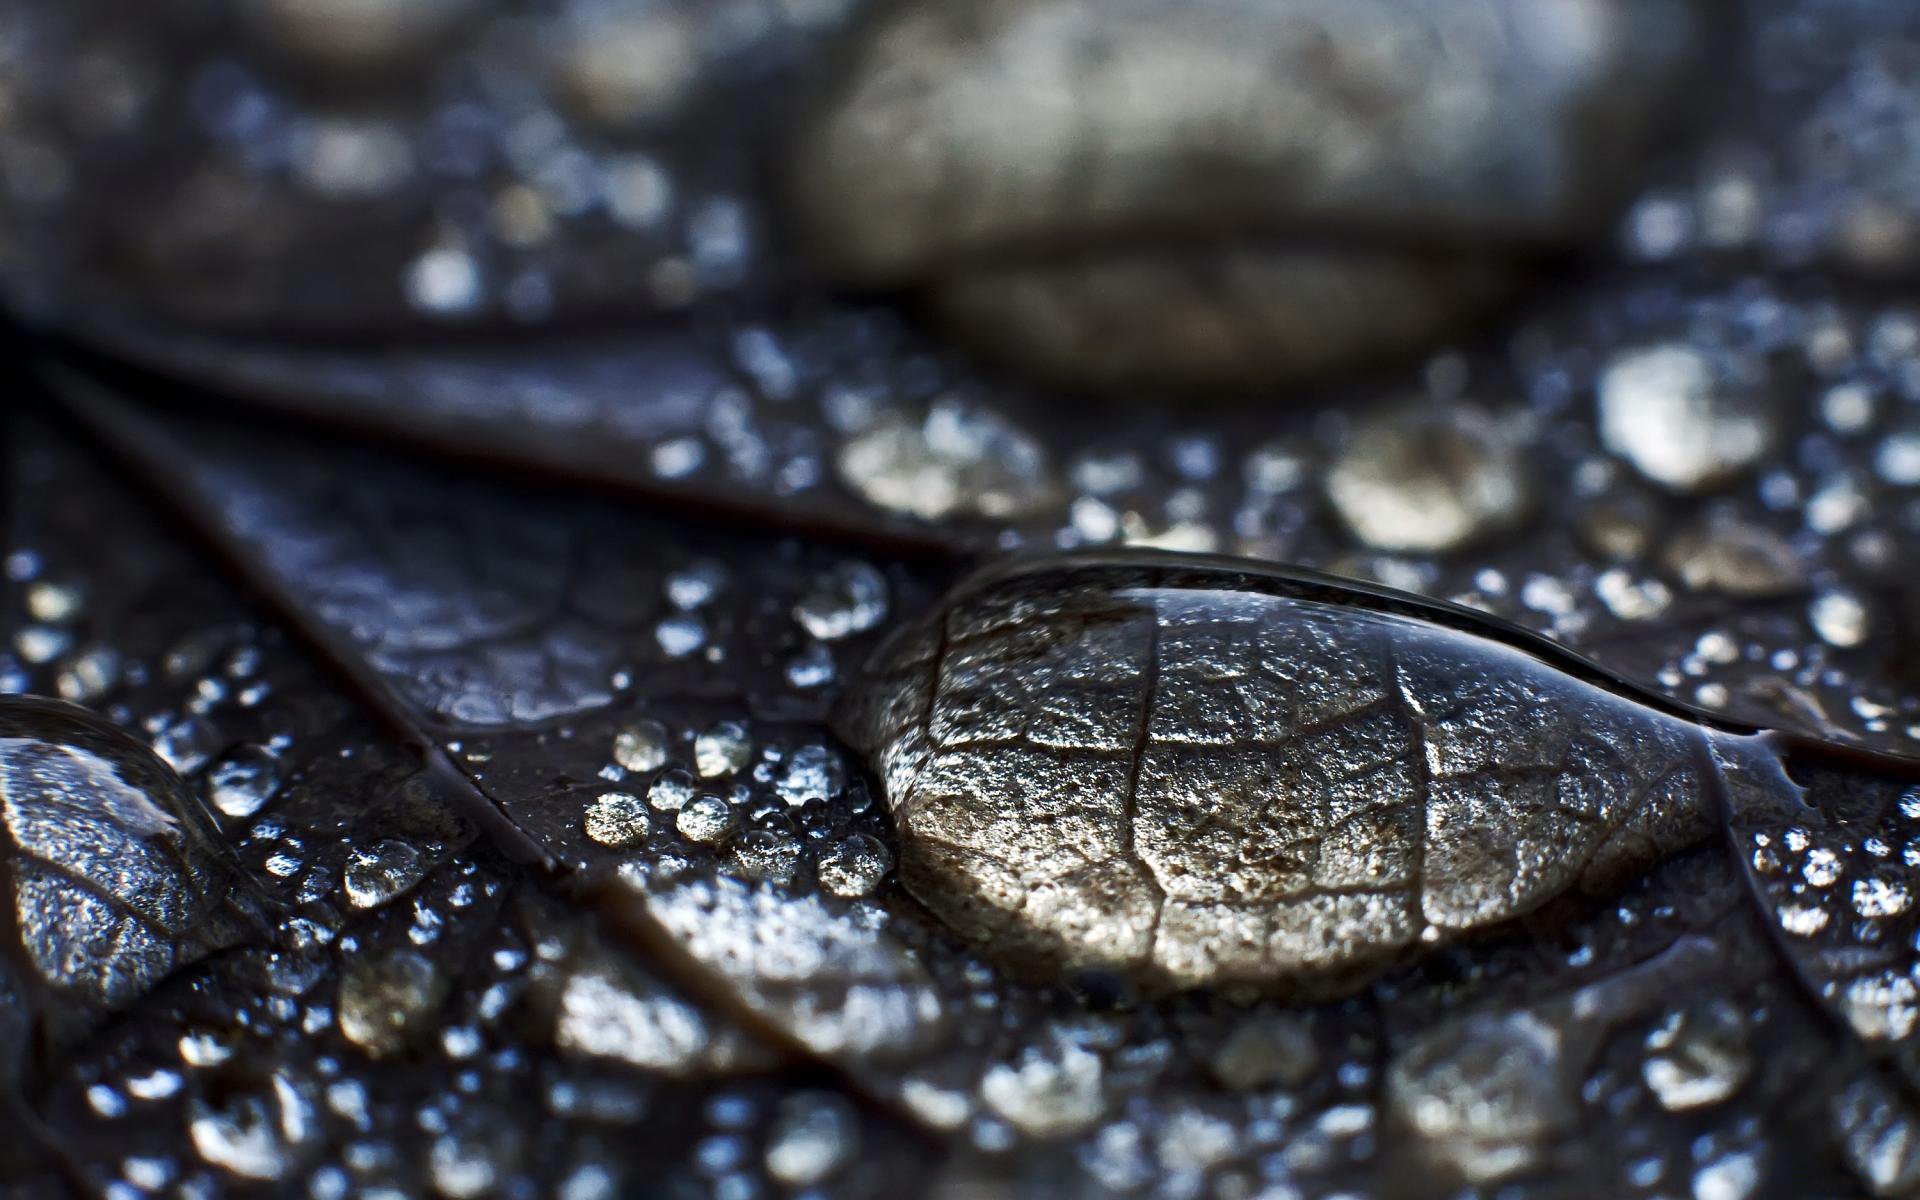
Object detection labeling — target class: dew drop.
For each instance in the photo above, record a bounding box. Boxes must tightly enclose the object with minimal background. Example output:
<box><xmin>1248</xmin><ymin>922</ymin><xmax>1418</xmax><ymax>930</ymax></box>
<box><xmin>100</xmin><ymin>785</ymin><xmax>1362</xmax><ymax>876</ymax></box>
<box><xmin>785</xmin><ymin>643</ymin><xmax>836</xmax><ymax>689</ymax></box>
<box><xmin>1855</xmin><ymin>876</ymin><xmax>1913</xmax><ymax>920</ymax></box>
<box><xmin>584</xmin><ymin>791</ymin><xmax>652</xmax><ymax>849</ymax></box>
<box><xmin>676</xmin><ymin>794</ymin><xmax>735</xmax><ymax>844</ymax></box>
<box><xmin>694</xmin><ymin>721</ymin><xmax>751</xmax><ymax>778</ymax></box>
<box><xmin>794</xmin><ymin>563</ymin><xmax>890</xmax><ymax>642</ymax></box>
<box><xmin>341</xmin><ymin>838</ymin><xmax>429</xmax><ymax>909</ymax></box>
<box><xmin>648</xmin><ymin>768</ymin><xmax>696</xmax><ymax>813</ymax></box>
<box><xmin>764</xmin><ymin>1092</ymin><xmax>858</xmax><ymax>1187</ymax></box>
<box><xmin>611</xmin><ymin>719</ymin><xmax>671</xmax><ymax>773</ymax></box>
<box><xmin>815</xmin><ymin>834</ymin><xmax>891</xmax><ymax>898</ymax></box>
<box><xmin>836</xmin><ymin>403</ymin><xmax>1058</xmax><ymax>522</ymax></box>
<box><xmin>1598</xmin><ymin>344</ymin><xmax>1774</xmax><ymax>493</ymax></box>
<box><xmin>1641</xmin><ymin>1001</ymin><xmax>1751</xmax><ymax>1112</ymax></box>
<box><xmin>1325</xmin><ymin>406</ymin><xmax>1529</xmax><ymax>553</ymax></box>
<box><xmin>775</xmin><ymin>744</ymin><xmax>844</xmax><ymax>807</ymax></box>
<box><xmin>204</xmin><ymin>742</ymin><xmax>283</xmax><ymax>818</ymax></box>
<box><xmin>664</xmin><ymin>560</ymin><xmax>728</xmax><ymax>610</ymax></box>
<box><xmin>980</xmin><ymin>1042</ymin><xmax>1106</xmax><ymax>1138</ymax></box>
<box><xmin>429</xmin><ymin>1136</ymin><xmax>498</xmax><ymax>1199</ymax></box>
<box><xmin>1691</xmin><ymin>1150</ymin><xmax>1761</xmax><ymax>1200</ymax></box>
<box><xmin>1833</xmin><ymin>1077</ymin><xmax>1920</xmax><ymax>1197</ymax></box>
<box><xmin>655</xmin><ymin>613</ymin><xmax>707</xmax><ymax>658</ymax></box>
<box><xmin>24</xmin><ymin>580</ymin><xmax>85</xmax><ymax>624</ymax></box>
<box><xmin>337</xmin><ymin>947</ymin><xmax>443</xmax><ymax>1056</ymax></box>
<box><xmin>729</xmin><ymin>827</ymin><xmax>801</xmax><ymax>883</ymax></box>
<box><xmin>1810</xmin><ymin>590</ymin><xmax>1871</xmax><ymax>649</ymax></box>
<box><xmin>1204</xmin><ymin>1015</ymin><xmax>1318</xmax><ymax>1091</ymax></box>
<box><xmin>189</xmin><ymin>1093</ymin><xmax>295</xmax><ymax>1181</ymax></box>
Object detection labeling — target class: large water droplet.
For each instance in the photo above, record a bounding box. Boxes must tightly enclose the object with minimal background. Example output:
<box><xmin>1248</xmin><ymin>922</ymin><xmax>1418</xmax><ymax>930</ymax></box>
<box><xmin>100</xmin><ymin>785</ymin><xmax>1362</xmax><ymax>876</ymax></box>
<box><xmin>835</xmin><ymin>553</ymin><xmax>1725</xmax><ymax>992</ymax></box>
<box><xmin>0</xmin><ymin>696</ymin><xmax>247</xmax><ymax>1045</ymax></box>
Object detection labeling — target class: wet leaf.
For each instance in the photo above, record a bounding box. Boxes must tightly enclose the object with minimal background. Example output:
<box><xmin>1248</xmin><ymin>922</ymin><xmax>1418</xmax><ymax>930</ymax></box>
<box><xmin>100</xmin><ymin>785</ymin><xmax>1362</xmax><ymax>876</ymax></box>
<box><xmin>11</xmin><ymin>1</ymin><xmax>1920</xmax><ymax>1195</ymax></box>
<box><xmin>39</xmin><ymin>377</ymin><xmax>1920</xmax><ymax>1200</ymax></box>
<box><xmin>0</xmin><ymin>412</ymin><xmax>923</xmax><ymax>1196</ymax></box>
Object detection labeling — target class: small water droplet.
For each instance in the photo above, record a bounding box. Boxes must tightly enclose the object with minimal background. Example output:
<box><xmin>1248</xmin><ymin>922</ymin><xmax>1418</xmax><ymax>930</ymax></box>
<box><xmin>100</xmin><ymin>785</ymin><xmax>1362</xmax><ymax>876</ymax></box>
<box><xmin>649</xmin><ymin>767</ymin><xmax>696</xmax><ymax>813</ymax></box>
<box><xmin>815</xmin><ymin>834</ymin><xmax>891</xmax><ymax>898</ymax></box>
<box><xmin>611</xmin><ymin>719</ymin><xmax>671</xmax><ymax>773</ymax></box>
<box><xmin>664</xmin><ymin>560</ymin><xmax>728</xmax><ymax>610</ymax></box>
<box><xmin>1599</xmin><ymin>343</ymin><xmax>1774</xmax><ymax>493</ymax></box>
<box><xmin>655</xmin><ymin>613</ymin><xmax>707</xmax><ymax>658</ymax></box>
<box><xmin>729</xmin><ymin>827</ymin><xmax>801</xmax><ymax>883</ymax></box>
<box><xmin>584</xmin><ymin>791</ymin><xmax>651</xmax><ymax>849</ymax></box>
<box><xmin>765</xmin><ymin>1092</ymin><xmax>858</xmax><ymax>1186</ymax></box>
<box><xmin>338</xmin><ymin>947</ymin><xmax>443</xmax><ymax>1056</ymax></box>
<box><xmin>24</xmin><ymin>580</ymin><xmax>85</xmax><ymax>623</ymax></box>
<box><xmin>1642</xmin><ymin>1001</ymin><xmax>1750</xmax><ymax>1111</ymax></box>
<box><xmin>1810</xmin><ymin>590</ymin><xmax>1870</xmax><ymax>649</ymax></box>
<box><xmin>694</xmin><ymin>721</ymin><xmax>750</xmax><ymax>778</ymax></box>
<box><xmin>1326</xmin><ymin>406</ymin><xmax>1530</xmax><ymax>553</ymax></box>
<box><xmin>980</xmin><ymin>1042</ymin><xmax>1105</xmax><ymax>1138</ymax></box>
<box><xmin>342</xmin><ymin>838</ymin><xmax>429</xmax><ymax>909</ymax></box>
<box><xmin>794</xmin><ymin>563</ymin><xmax>889</xmax><ymax>641</ymax></box>
<box><xmin>204</xmin><ymin>743</ymin><xmax>283</xmax><ymax>818</ymax></box>
<box><xmin>775</xmin><ymin>744</ymin><xmax>844</xmax><ymax>806</ymax></box>
<box><xmin>676</xmin><ymin>794</ymin><xmax>735</xmax><ymax>843</ymax></box>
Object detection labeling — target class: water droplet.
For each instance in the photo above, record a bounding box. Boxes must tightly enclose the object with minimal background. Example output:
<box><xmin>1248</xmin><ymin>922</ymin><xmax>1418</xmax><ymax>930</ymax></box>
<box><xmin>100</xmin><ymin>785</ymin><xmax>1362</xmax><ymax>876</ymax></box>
<box><xmin>816</xmin><ymin>834</ymin><xmax>892</xmax><ymax>898</ymax></box>
<box><xmin>676</xmin><ymin>794</ymin><xmax>735</xmax><ymax>843</ymax></box>
<box><xmin>584</xmin><ymin>792</ymin><xmax>651</xmax><ymax>849</ymax></box>
<box><xmin>1834</xmin><ymin>1077</ymin><xmax>1920</xmax><ymax>1197</ymax></box>
<box><xmin>765</xmin><ymin>1092</ymin><xmax>858</xmax><ymax>1186</ymax></box>
<box><xmin>729</xmin><ymin>827</ymin><xmax>801</xmax><ymax>883</ymax></box>
<box><xmin>204</xmin><ymin>742</ymin><xmax>283</xmax><ymax>818</ymax></box>
<box><xmin>694</xmin><ymin>722</ymin><xmax>750</xmax><ymax>778</ymax></box>
<box><xmin>643</xmin><ymin>875</ymin><xmax>945</xmax><ymax>1058</ymax></box>
<box><xmin>1205</xmin><ymin>1014</ymin><xmax>1318</xmax><ymax>1091</ymax></box>
<box><xmin>429</xmin><ymin>1135</ymin><xmax>498</xmax><ymax>1199</ymax></box>
<box><xmin>187</xmin><ymin>1073</ymin><xmax>311</xmax><ymax>1182</ymax></box>
<box><xmin>23</xmin><ymin>581</ymin><xmax>82</xmax><ymax>624</ymax></box>
<box><xmin>1691</xmin><ymin>1150</ymin><xmax>1761</xmax><ymax>1200</ymax></box>
<box><xmin>775</xmin><ymin>744</ymin><xmax>844</xmax><ymax>806</ymax></box>
<box><xmin>980</xmin><ymin>1041</ymin><xmax>1105</xmax><ymax>1138</ymax></box>
<box><xmin>836</xmin><ymin>402</ymin><xmax>1058</xmax><ymax>522</ymax></box>
<box><xmin>0</xmin><ymin>696</ymin><xmax>244</xmax><ymax>1036</ymax></box>
<box><xmin>1599</xmin><ymin>344</ymin><xmax>1775</xmax><ymax>493</ymax></box>
<box><xmin>341</xmin><ymin>838</ymin><xmax>429</xmax><ymax>909</ymax></box>
<box><xmin>835</xmin><ymin>555</ymin><xmax>1716</xmax><ymax>990</ymax></box>
<box><xmin>664</xmin><ymin>560</ymin><xmax>728</xmax><ymax>610</ymax></box>
<box><xmin>337</xmin><ymin>947</ymin><xmax>443</xmax><ymax>1056</ymax></box>
<box><xmin>1388</xmin><ymin>1010</ymin><xmax>1569</xmax><ymax>1184</ymax></box>
<box><xmin>794</xmin><ymin>563</ymin><xmax>890</xmax><ymax>641</ymax></box>
<box><xmin>1855</xmin><ymin>876</ymin><xmax>1913</xmax><ymax>919</ymax></box>
<box><xmin>1641</xmin><ymin>1001</ymin><xmax>1751</xmax><ymax>1111</ymax></box>
<box><xmin>649</xmin><ymin>768</ymin><xmax>696</xmax><ymax>812</ymax></box>
<box><xmin>655</xmin><ymin>613</ymin><xmax>707</xmax><ymax>658</ymax></box>
<box><xmin>189</xmin><ymin>1092</ymin><xmax>296</xmax><ymax>1181</ymax></box>
<box><xmin>611</xmin><ymin>719</ymin><xmax>671</xmax><ymax>773</ymax></box>
<box><xmin>1810</xmin><ymin>590</ymin><xmax>1871</xmax><ymax>649</ymax></box>
<box><xmin>1326</xmin><ymin>406</ymin><xmax>1530</xmax><ymax>553</ymax></box>
<box><xmin>405</xmin><ymin>245</ymin><xmax>483</xmax><ymax>315</ymax></box>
